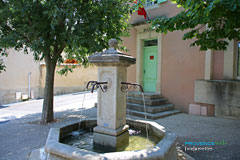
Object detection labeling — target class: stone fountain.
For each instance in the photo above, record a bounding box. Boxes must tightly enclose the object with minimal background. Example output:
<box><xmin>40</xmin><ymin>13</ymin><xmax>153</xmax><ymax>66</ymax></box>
<box><xmin>32</xmin><ymin>39</ymin><xmax>178</xmax><ymax>160</ymax></box>
<box><xmin>88</xmin><ymin>39</ymin><xmax>135</xmax><ymax>151</ymax></box>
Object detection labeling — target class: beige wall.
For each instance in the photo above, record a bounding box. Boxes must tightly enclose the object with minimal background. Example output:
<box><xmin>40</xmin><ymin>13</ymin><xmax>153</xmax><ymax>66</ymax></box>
<box><xmin>0</xmin><ymin>49</ymin><xmax>98</xmax><ymax>105</ymax></box>
<box><xmin>0</xmin><ymin>49</ymin><xmax>40</xmax><ymax>104</ymax></box>
<box><xmin>40</xmin><ymin>65</ymin><xmax>98</xmax><ymax>96</ymax></box>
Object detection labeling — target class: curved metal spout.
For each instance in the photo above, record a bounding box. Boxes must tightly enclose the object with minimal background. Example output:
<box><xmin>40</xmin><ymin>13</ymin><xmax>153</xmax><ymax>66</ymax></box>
<box><xmin>86</xmin><ymin>81</ymin><xmax>98</xmax><ymax>90</ymax></box>
<box><xmin>86</xmin><ymin>81</ymin><xmax>108</xmax><ymax>93</ymax></box>
<box><xmin>121</xmin><ymin>82</ymin><xmax>144</xmax><ymax>93</ymax></box>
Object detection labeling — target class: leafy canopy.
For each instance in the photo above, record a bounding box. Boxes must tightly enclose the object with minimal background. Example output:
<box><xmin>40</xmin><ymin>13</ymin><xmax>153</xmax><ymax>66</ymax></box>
<box><xmin>152</xmin><ymin>0</ymin><xmax>240</xmax><ymax>50</ymax></box>
<box><xmin>0</xmin><ymin>0</ymin><xmax>132</xmax><ymax>73</ymax></box>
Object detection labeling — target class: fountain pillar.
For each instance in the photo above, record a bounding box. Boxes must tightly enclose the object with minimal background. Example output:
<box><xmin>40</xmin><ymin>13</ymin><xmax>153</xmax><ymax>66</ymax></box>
<box><xmin>88</xmin><ymin>39</ymin><xmax>136</xmax><ymax>151</ymax></box>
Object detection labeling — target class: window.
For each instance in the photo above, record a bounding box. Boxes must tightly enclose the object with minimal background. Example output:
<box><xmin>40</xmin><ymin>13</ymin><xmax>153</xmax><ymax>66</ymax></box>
<box><xmin>146</xmin><ymin>0</ymin><xmax>158</xmax><ymax>7</ymax></box>
<box><xmin>237</xmin><ymin>42</ymin><xmax>240</xmax><ymax>78</ymax></box>
<box><xmin>144</xmin><ymin>39</ymin><xmax>158</xmax><ymax>47</ymax></box>
<box><xmin>145</xmin><ymin>0</ymin><xmax>167</xmax><ymax>9</ymax></box>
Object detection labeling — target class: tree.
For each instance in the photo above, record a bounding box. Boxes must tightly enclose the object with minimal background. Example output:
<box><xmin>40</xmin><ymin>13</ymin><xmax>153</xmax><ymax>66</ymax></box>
<box><xmin>151</xmin><ymin>0</ymin><xmax>240</xmax><ymax>50</ymax></box>
<box><xmin>0</xmin><ymin>0</ymin><xmax>132</xmax><ymax>123</ymax></box>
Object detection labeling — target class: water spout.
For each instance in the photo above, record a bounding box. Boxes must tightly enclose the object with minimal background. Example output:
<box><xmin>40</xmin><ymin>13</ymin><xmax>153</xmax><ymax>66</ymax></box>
<box><xmin>86</xmin><ymin>81</ymin><xmax>108</xmax><ymax>93</ymax></box>
<box><xmin>121</xmin><ymin>82</ymin><xmax>144</xmax><ymax>93</ymax></box>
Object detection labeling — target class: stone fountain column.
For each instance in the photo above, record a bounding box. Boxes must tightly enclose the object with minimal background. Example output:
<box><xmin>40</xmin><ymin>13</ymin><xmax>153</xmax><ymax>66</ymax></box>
<box><xmin>88</xmin><ymin>39</ymin><xmax>136</xmax><ymax>151</ymax></box>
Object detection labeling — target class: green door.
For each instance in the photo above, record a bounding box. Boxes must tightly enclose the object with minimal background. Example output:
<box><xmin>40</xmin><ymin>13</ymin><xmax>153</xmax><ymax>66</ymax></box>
<box><xmin>143</xmin><ymin>46</ymin><xmax>158</xmax><ymax>92</ymax></box>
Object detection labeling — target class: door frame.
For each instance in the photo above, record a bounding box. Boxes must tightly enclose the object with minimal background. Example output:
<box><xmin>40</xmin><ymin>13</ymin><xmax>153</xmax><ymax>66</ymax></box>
<box><xmin>135</xmin><ymin>23</ymin><xmax>162</xmax><ymax>94</ymax></box>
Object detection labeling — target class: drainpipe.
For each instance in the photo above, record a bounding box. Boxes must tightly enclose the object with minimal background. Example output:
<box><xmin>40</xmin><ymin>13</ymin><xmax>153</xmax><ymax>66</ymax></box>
<box><xmin>28</xmin><ymin>72</ymin><xmax>31</xmax><ymax>99</ymax></box>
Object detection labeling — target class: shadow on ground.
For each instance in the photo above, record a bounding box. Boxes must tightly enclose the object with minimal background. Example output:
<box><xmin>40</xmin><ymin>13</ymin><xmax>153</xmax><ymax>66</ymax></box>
<box><xmin>0</xmin><ymin>107</ymin><xmax>97</xmax><ymax>160</ymax></box>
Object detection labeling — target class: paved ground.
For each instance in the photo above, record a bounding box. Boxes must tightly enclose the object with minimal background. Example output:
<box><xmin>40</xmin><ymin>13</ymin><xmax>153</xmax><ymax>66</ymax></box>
<box><xmin>154</xmin><ymin>114</ymin><xmax>240</xmax><ymax>160</ymax></box>
<box><xmin>0</xmin><ymin>92</ymin><xmax>97</xmax><ymax>160</ymax></box>
<box><xmin>0</xmin><ymin>91</ymin><xmax>97</xmax><ymax>124</ymax></box>
<box><xmin>0</xmin><ymin>92</ymin><xmax>240</xmax><ymax>160</ymax></box>
<box><xmin>130</xmin><ymin>114</ymin><xmax>240</xmax><ymax>160</ymax></box>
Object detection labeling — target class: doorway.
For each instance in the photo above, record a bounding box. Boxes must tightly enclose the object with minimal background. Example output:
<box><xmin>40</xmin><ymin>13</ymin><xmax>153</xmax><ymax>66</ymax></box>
<box><xmin>143</xmin><ymin>39</ymin><xmax>158</xmax><ymax>92</ymax></box>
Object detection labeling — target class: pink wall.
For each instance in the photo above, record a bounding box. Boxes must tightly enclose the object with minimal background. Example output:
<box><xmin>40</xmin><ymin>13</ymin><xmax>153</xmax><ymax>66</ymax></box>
<box><xmin>122</xmin><ymin>28</ymin><xmax>137</xmax><ymax>83</ymax></box>
<box><xmin>161</xmin><ymin>31</ymin><xmax>205</xmax><ymax>112</ymax></box>
<box><xmin>212</xmin><ymin>51</ymin><xmax>224</xmax><ymax>80</ymax></box>
<box><xmin>124</xmin><ymin>1</ymin><xmax>206</xmax><ymax>113</ymax></box>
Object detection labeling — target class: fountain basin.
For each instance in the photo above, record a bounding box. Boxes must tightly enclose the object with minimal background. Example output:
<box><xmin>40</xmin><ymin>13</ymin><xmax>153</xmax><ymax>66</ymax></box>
<box><xmin>45</xmin><ymin>118</ymin><xmax>178</xmax><ymax>160</ymax></box>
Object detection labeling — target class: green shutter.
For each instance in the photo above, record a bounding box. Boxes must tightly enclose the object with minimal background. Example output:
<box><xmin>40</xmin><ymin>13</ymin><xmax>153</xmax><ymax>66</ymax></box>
<box><xmin>157</xmin><ymin>0</ymin><xmax>167</xmax><ymax>4</ymax></box>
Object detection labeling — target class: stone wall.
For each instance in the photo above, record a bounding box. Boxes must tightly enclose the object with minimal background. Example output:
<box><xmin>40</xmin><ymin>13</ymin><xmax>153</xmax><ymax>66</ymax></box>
<box><xmin>0</xmin><ymin>49</ymin><xmax>41</xmax><ymax>105</ymax></box>
<box><xmin>39</xmin><ymin>64</ymin><xmax>98</xmax><ymax>97</ymax></box>
<box><xmin>194</xmin><ymin>80</ymin><xmax>240</xmax><ymax>118</ymax></box>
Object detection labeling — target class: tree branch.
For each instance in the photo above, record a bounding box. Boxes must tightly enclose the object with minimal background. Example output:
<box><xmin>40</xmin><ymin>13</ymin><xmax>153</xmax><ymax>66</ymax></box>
<box><xmin>52</xmin><ymin>43</ymin><xmax>66</xmax><ymax>63</ymax></box>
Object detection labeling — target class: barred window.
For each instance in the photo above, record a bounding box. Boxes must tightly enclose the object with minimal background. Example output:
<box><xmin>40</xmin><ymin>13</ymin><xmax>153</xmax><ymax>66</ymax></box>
<box><xmin>146</xmin><ymin>0</ymin><xmax>157</xmax><ymax>7</ymax></box>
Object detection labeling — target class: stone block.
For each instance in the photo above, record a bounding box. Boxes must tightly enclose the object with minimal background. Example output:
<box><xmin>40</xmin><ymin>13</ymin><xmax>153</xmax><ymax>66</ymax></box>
<box><xmin>31</xmin><ymin>90</ymin><xmax>34</xmax><ymax>99</ymax></box>
<box><xmin>207</xmin><ymin>104</ymin><xmax>215</xmax><ymax>116</ymax></box>
<box><xmin>15</xmin><ymin>92</ymin><xmax>21</xmax><ymax>100</ymax></box>
<box><xmin>21</xmin><ymin>94</ymin><xmax>28</xmax><ymax>100</ymax></box>
<box><xmin>189</xmin><ymin>104</ymin><xmax>201</xmax><ymax>115</ymax></box>
<box><xmin>93</xmin><ymin>131</ymin><xmax>129</xmax><ymax>152</ymax></box>
<box><xmin>93</xmin><ymin>125</ymin><xmax>129</xmax><ymax>136</ymax></box>
<box><xmin>201</xmin><ymin>106</ymin><xmax>207</xmax><ymax>116</ymax></box>
<box><xmin>189</xmin><ymin>104</ymin><xmax>212</xmax><ymax>116</ymax></box>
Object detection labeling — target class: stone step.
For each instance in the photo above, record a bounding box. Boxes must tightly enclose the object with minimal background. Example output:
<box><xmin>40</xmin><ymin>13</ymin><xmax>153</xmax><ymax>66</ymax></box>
<box><xmin>127</xmin><ymin>103</ymin><xmax>174</xmax><ymax>114</ymax></box>
<box><xmin>127</xmin><ymin>109</ymin><xmax>181</xmax><ymax>120</ymax></box>
<box><xmin>127</xmin><ymin>97</ymin><xmax>167</xmax><ymax>106</ymax></box>
<box><xmin>127</xmin><ymin>91</ymin><xmax>162</xmax><ymax>100</ymax></box>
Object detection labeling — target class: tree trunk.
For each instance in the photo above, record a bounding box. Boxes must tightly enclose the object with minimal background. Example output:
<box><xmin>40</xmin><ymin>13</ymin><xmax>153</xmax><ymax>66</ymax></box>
<box><xmin>41</xmin><ymin>58</ymin><xmax>56</xmax><ymax>124</ymax></box>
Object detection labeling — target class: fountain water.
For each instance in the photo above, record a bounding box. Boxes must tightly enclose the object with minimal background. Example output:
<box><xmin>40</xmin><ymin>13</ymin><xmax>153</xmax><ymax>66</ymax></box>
<box><xmin>42</xmin><ymin>39</ymin><xmax>178</xmax><ymax>160</ymax></box>
<box><xmin>121</xmin><ymin>82</ymin><xmax>150</xmax><ymax>146</ymax></box>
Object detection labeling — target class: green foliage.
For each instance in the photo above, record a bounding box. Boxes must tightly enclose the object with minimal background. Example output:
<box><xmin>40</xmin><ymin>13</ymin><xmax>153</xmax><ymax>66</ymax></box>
<box><xmin>152</xmin><ymin>0</ymin><xmax>240</xmax><ymax>50</ymax></box>
<box><xmin>0</xmin><ymin>58</ymin><xmax>5</xmax><ymax>73</ymax></box>
<box><xmin>0</xmin><ymin>50</ymin><xmax>6</xmax><ymax>73</ymax></box>
<box><xmin>0</xmin><ymin>0</ymin><xmax>132</xmax><ymax>73</ymax></box>
<box><xmin>57</xmin><ymin>65</ymin><xmax>76</xmax><ymax>76</ymax></box>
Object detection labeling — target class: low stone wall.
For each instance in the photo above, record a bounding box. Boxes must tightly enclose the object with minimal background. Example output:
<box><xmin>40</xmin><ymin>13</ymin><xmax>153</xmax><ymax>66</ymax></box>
<box><xmin>194</xmin><ymin>79</ymin><xmax>240</xmax><ymax>118</ymax></box>
<box><xmin>0</xmin><ymin>87</ymin><xmax>40</xmax><ymax>105</ymax></box>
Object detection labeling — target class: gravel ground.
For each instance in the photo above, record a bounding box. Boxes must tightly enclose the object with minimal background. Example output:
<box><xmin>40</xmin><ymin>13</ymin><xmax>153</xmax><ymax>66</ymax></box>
<box><xmin>154</xmin><ymin>114</ymin><xmax>240</xmax><ymax>160</ymax></box>
<box><xmin>0</xmin><ymin>105</ymin><xmax>239</xmax><ymax>160</ymax></box>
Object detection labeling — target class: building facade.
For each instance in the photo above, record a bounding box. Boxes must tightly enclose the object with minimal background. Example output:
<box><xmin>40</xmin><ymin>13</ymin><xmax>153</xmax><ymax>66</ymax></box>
<box><xmin>123</xmin><ymin>0</ymin><xmax>240</xmax><ymax>118</ymax></box>
<box><xmin>0</xmin><ymin>49</ymin><xmax>97</xmax><ymax>105</ymax></box>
